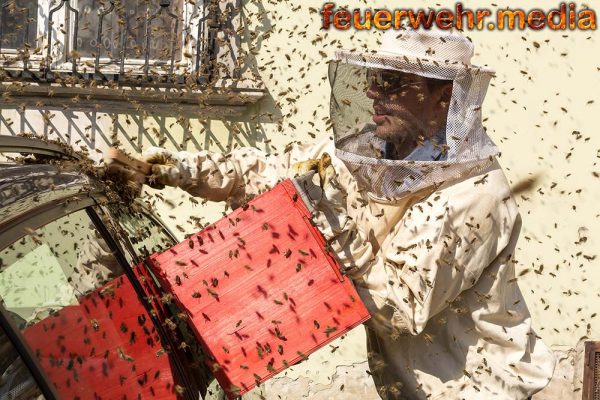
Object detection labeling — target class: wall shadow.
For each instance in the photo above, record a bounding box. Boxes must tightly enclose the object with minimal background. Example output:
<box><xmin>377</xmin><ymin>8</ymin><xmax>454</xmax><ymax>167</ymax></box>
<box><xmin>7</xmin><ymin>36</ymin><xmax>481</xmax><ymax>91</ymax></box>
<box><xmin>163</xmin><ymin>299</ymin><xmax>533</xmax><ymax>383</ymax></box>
<box><xmin>0</xmin><ymin>0</ymin><xmax>281</xmax><ymax>159</ymax></box>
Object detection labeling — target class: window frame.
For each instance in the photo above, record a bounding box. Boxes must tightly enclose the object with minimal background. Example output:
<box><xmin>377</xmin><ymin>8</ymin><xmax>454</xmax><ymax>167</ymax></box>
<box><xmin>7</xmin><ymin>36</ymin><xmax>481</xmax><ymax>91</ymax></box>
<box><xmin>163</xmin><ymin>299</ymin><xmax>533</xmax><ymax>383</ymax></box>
<box><xmin>0</xmin><ymin>308</ymin><xmax>59</xmax><ymax>400</ymax></box>
<box><xmin>0</xmin><ymin>0</ymin><xmax>215</xmax><ymax>83</ymax></box>
<box><xmin>86</xmin><ymin>204</ymin><xmax>200</xmax><ymax>400</ymax></box>
<box><xmin>97</xmin><ymin>201</ymin><xmax>215</xmax><ymax>394</ymax></box>
<box><xmin>0</xmin><ymin>193</ymin><xmax>198</xmax><ymax>400</ymax></box>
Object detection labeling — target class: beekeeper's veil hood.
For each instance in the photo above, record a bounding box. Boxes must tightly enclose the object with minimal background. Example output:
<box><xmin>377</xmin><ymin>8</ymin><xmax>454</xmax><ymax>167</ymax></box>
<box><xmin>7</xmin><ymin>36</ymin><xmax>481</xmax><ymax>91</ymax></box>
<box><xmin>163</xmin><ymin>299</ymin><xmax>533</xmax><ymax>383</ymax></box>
<box><xmin>329</xmin><ymin>27</ymin><xmax>498</xmax><ymax>201</ymax></box>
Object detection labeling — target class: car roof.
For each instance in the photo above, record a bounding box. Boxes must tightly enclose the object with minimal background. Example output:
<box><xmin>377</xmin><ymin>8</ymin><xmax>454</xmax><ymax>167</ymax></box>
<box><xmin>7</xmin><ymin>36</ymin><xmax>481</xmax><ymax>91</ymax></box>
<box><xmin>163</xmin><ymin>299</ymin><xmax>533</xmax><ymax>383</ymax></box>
<box><xmin>0</xmin><ymin>136</ymin><xmax>82</xmax><ymax>160</ymax></box>
<box><xmin>0</xmin><ymin>163</ymin><xmax>98</xmax><ymax>225</ymax></box>
<box><xmin>0</xmin><ymin>137</ymin><xmax>167</xmax><ymax>243</ymax></box>
<box><xmin>0</xmin><ymin>136</ymin><xmax>101</xmax><ymax>226</ymax></box>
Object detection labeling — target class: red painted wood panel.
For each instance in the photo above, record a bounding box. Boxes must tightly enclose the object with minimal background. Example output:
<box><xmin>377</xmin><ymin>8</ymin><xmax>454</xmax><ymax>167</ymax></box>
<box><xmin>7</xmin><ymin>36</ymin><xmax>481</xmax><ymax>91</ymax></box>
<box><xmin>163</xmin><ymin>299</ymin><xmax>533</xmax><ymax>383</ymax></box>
<box><xmin>146</xmin><ymin>180</ymin><xmax>370</xmax><ymax>399</ymax></box>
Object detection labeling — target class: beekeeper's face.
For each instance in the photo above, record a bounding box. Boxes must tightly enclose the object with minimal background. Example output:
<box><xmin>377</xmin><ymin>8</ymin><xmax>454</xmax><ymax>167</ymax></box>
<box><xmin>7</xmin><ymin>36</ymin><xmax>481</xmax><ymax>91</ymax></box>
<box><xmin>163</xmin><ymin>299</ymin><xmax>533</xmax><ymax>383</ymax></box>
<box><xmin>366</xmin><ymin>69</ymin><xmax>452</xmax><ymax>146</ymax></box>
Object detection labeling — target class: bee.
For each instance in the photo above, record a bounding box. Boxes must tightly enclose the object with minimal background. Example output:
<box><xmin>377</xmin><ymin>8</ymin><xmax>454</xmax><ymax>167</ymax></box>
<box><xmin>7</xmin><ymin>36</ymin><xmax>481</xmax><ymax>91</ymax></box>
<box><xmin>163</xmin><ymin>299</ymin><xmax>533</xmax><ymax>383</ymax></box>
<box><xmin>174</xmin><ymin>385</ymin><xmax>185</xmax><ymax>394</ymax></box>
<box><xmin>473</xmin><ymin>174</ymin><xmax>489</xmax><ymax>185</ymax></box>
<box><xmin>99</xmin><ymin>284</ymin><xmax>115</xmax><ymax>297</ymax></box>
<box><xmin>90</xmin><ymin>319</ymin><xmax>100</xmax><ymax>332</ymax></box>
<box><xmin>116</xmin><ymin>346</ymin><xmax>134</xmax><ymax>362</ymax></box>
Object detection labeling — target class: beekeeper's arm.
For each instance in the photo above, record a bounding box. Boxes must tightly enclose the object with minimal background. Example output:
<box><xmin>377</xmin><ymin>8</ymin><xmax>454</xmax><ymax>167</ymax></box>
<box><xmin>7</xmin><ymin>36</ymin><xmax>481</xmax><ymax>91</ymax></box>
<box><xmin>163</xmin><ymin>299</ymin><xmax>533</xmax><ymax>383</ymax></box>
<box><xmin>361</xmin><ymin>193</ymin><xmax>518</xmax><ymax>336</ymax></box>
<box><xmin>296</xmin><ymin>162</ymin><xmax>519</xmax><ymax>337</ymax></box>
<box><xmin>141</xmin><ymin>140</ymin><xmax>327</xmax><ymax>209</ymax></box>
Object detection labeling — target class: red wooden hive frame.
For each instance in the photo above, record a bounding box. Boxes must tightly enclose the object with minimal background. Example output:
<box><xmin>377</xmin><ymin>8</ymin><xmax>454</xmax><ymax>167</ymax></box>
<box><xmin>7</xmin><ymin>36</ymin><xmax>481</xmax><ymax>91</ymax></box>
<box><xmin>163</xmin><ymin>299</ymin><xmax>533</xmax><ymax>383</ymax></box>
<box><xmin>146</xmin><ymin>179</ymin><xmax>371</xmax><ymax>399</ymax></box>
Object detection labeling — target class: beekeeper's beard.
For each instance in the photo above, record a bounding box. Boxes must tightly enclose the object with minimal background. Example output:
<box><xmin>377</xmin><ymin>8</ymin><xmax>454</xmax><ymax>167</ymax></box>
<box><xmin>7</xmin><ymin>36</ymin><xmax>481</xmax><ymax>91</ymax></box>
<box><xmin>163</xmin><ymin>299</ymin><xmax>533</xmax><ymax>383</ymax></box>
<box><xmin>371</xmin><ymin>102</ymin><xmax>432</xmax><ymax>160</ymax></box>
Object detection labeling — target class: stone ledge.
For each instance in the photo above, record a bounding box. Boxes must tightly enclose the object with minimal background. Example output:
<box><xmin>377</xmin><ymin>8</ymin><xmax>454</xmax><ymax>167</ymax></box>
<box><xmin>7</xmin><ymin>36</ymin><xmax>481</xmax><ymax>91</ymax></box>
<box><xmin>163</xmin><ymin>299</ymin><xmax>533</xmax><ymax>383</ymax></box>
<box><xmin>262</xmin><ymin>361</ymin><xmax>380</xmax><ymax>400</ymax></box>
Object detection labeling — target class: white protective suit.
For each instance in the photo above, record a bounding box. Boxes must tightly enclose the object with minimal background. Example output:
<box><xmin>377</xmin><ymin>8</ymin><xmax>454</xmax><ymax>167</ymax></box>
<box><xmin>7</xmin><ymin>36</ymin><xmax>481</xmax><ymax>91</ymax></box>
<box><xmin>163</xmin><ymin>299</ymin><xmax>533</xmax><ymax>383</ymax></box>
<box><xmin>142</xmin><ymin>28</ymin><xmax>555</xmax><ymax>400</ymax></box>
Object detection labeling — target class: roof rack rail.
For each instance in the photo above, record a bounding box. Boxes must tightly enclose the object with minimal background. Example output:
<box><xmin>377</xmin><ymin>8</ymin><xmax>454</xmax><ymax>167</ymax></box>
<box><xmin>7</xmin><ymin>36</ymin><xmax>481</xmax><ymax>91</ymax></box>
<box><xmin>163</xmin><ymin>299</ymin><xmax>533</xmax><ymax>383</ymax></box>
<box><xmin>0</xmin><ymin>136</ymin><xmax>81</xmax><ymax>160</ymax></box>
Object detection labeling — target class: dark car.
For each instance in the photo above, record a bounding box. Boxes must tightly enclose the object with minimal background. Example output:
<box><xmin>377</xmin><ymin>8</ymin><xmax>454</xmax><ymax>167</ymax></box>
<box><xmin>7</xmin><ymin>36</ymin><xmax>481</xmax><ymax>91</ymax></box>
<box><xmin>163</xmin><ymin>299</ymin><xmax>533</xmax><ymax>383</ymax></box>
<box><xmin>0</xmin><ymin>136</ymin><xmax>210</xmax><ymax>400</ymax></box>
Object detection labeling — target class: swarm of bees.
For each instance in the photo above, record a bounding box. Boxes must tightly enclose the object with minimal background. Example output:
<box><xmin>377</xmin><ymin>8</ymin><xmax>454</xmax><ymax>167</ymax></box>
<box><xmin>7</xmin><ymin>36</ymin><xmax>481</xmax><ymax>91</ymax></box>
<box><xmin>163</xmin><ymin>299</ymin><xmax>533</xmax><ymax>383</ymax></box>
<box><xmin>1</xmin><ymin>0</ymin><xmax>597</xmax><ymax>399</ymax></box>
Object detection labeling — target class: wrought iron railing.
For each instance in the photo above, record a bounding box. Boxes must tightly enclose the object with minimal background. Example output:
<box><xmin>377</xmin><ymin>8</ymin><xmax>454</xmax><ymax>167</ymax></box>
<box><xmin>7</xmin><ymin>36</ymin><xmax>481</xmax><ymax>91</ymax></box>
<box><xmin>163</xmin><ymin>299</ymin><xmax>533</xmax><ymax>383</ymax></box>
<box><xmin>0</xmin><ymin>0</ymin><xmax>219</xmax><ymax>86</ymax></box>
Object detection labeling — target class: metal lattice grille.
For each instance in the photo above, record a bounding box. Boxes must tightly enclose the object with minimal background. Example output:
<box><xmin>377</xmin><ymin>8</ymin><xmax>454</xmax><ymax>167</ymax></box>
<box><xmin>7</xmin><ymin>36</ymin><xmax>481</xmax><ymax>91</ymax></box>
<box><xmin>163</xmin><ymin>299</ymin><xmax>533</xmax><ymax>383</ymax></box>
<box><xmin>0</xmin><ymin>0</ymin><xmax>219</xmax><ymax>86</ymax></box>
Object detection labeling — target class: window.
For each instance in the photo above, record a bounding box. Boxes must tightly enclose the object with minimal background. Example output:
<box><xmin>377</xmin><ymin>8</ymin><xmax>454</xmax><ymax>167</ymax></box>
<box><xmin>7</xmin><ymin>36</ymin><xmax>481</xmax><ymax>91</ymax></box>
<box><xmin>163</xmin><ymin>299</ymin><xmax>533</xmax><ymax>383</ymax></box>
<box><xmin>0</xmin><ymin>0</ymin><xmax>216</xmax><ymax>84</ymax></box>
<box><xmin>0</xmin><ymin>0</ymin><xmax>264</xmax><ymax>107</ymax></box>
<box><xmin>0</xmin><ymin>208</ymin><xmax>186</xmax><ymax>398</ymax></box>
<box><xmin>0</xmin><ymin>0</ymin><xmax>37</xmax><ymax>52</ymax></box>
<box><xmin>77</xmin><ymin>0</ymin><xmax>183</xmax><ymax>63</ymax></box>
<box><xmin>104</xmin><ymin>203</ymin><xmax>214</xmax><ymax>396</ymax></box>
<box><xmin>107</xmin><ymin>202</ymin><xmax>177</xmax><ymax>260</ymax></box>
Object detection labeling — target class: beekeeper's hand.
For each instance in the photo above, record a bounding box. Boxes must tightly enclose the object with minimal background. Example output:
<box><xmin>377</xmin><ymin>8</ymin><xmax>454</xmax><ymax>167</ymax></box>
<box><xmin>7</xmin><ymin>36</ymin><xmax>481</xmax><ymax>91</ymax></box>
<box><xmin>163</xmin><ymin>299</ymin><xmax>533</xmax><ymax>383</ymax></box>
<box><xmin>142</xmin><ymin>147</ymin><xmax>190</xmax><ymax>190</ymax></box>
<box><xmin>104</xmin><ymin>160</ymin><xmax>146</xmax><ymax>197</ymax></box>
<box><xmin>292</xmin><ymin>154</ymin><xmax>373</xmax><ymax>277</ymax></box>
<box><xmin>293</xmin><ymin>153</ymin><xmax>344</xmax><ymax>213</ymax></box>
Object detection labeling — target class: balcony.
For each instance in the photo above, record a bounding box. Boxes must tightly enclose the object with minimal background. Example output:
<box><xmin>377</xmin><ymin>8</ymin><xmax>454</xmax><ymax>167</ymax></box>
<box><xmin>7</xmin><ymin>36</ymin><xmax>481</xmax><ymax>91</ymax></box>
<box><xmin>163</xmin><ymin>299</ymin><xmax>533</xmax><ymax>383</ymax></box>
<box><xmin>0</xmin><ymin>0</ymin><xmax>264</xmax><ymax>111</ymax></box>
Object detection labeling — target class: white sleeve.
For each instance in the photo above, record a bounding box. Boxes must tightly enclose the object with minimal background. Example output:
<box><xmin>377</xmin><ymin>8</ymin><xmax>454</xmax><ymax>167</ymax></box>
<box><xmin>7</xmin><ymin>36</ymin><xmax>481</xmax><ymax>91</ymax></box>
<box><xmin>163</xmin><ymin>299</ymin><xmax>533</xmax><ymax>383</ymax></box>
<box><xmin>144</xmin><ymin>139</ymin><xmax>329</xmax><ymax>208</ymax></box>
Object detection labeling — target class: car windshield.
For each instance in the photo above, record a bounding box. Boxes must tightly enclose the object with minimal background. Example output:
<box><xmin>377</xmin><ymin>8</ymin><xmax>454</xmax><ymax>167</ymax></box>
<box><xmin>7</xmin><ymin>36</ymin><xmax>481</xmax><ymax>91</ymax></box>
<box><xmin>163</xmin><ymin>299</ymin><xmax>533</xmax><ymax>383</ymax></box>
<box><xmin>0</xmin><ymin>208</ymin><xmax>186</xmax><ymax>399</ymax></box>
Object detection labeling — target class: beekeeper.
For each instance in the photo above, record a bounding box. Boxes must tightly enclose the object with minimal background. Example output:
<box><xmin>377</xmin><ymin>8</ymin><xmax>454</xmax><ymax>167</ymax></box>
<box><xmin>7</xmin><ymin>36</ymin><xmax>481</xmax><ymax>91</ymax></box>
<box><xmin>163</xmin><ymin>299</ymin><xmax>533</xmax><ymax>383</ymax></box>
<box><xmin>111</xmin><ymin>28</ymin><xmax>555</xmax><ymax>399</ymax></box>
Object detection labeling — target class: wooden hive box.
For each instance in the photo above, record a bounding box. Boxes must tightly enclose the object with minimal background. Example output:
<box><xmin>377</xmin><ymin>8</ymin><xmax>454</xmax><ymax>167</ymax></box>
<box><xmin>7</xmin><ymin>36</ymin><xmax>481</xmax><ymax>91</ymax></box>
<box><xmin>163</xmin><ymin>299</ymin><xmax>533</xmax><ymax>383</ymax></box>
<box><xmin>145</xmin><ymin>179</ymin><xmax>370</xmax><ymax>398</ymax></box>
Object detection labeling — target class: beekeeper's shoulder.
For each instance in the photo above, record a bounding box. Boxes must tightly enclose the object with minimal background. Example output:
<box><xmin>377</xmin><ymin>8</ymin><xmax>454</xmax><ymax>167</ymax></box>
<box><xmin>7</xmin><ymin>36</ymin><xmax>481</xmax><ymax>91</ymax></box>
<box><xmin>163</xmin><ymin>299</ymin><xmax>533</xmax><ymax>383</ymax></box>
<box><xmin>436</xmin><ymin>160</ymin><xmax>519</xmax><ymax>230</ymax></box>
<box><xmin>281</xmin><ymin>135</ymin><xmax>334</xmax><ymax>162</ymax></box>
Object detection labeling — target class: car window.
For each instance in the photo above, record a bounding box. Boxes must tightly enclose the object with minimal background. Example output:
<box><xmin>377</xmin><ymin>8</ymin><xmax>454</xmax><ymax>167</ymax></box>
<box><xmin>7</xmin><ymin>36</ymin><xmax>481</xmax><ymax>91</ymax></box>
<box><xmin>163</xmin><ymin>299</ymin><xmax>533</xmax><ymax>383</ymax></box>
<box><xmin>0</xmin><ymin>208</ymin><xmax>185</xmax><ymax>399</ymax></box>
<box><xmin>0</xmin><ymin>210</ymin><xmax>114</xmax><ymax>318</ymax></box>
<box><xmin>107</xmin><ymin>203</ymin><xmax>177</xmax><ymax>261</ymax></box>
<box><xmin>0</xmin><ymin>324</ymin><xmax>46</xmax><ymax>399</ymax></box>
<box><xmin>103</xmin><ymin>204</ymin><xmax>214</xmax><ymax>396</ymax></box>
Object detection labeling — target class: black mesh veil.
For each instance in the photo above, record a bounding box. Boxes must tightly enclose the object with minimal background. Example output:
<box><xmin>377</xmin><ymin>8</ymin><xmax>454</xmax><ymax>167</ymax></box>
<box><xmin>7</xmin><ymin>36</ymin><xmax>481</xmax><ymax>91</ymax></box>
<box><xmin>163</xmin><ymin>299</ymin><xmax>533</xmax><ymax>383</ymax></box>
<box><xmin>329</xmin><ymin>30</ymin><xmax>498</xmax><ymax>201</ymax></box>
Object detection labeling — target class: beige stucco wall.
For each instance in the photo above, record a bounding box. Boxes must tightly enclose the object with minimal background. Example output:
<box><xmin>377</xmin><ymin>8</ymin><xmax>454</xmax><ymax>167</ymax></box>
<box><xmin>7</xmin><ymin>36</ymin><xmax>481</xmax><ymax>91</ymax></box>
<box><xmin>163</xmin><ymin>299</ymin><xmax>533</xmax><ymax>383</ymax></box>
<box><xmin>215</xmin><ymin>0</ymin><xmax>600</xmax><ymax>349</ymax></box>
<box><xmin>1</xmin><ymin>0</ymin><xmax>599</xmax><ymax>393</ymax></box>
<box><xmin>218</xmin><ymin>0</ymin><xmax>600</xmax><ymax>387</ymax></box>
